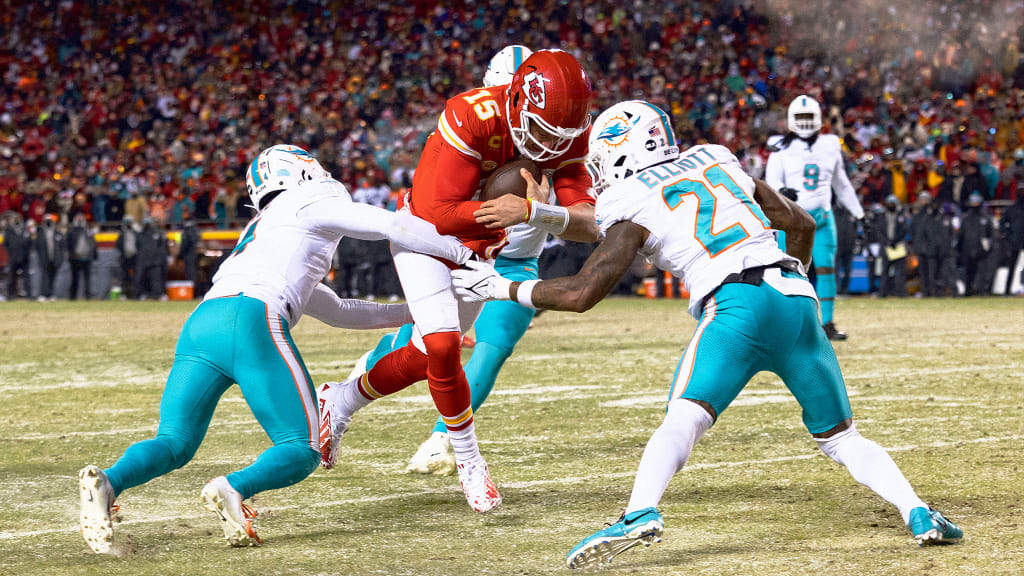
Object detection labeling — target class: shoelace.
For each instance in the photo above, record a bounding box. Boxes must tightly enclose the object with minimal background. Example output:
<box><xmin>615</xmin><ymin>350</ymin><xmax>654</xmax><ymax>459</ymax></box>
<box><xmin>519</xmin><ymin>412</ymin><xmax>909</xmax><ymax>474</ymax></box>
<box><xmin>460</xmin><ymin>462</ymin><xmax>495</xmax><ymax>494</ymax></box>
<box><xmin>240</xmin><ymin>503</ymin><xmax>262</xmax><ymax>543</ymax></box>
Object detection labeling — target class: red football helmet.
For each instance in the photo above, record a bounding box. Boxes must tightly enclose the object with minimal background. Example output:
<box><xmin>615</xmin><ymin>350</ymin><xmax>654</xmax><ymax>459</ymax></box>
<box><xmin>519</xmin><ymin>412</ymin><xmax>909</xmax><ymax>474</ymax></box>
<box><xmin>505</xmin><ymin>49</ymin><xmax>593</xmax><ymax>162</ymax></box>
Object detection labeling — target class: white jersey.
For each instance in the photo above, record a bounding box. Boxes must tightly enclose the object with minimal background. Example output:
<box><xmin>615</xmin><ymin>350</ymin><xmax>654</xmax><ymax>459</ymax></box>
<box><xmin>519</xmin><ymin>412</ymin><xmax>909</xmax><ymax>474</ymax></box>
<box><xmin>765</xmin><ymin>133</ymin><xmax>864</xmax><ymax>219</ymax></box>
<box><xmin>596</xmin><ymin>144</ymin><xmax>817</xmax><ymax>319</ymax></box>
<box><xmin>206</xmin><ymin>178</ymin><xmax>469</xmax><ymax>327</ymax></box>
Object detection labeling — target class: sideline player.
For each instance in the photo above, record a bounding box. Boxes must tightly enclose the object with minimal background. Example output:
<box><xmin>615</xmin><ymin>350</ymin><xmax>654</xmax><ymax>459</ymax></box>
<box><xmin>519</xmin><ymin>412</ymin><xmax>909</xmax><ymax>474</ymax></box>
<box><xmin>77</xmin><ymin>145</ymin><xmax>472</xmax><ymax>553</ymax></box>
<box><xmin>766</xmin><ymin>95</ymin><xmax>864</xmax><ymax>340</ymax></box>
<box><xmin>317</xmin><ymin>49</ymin><xmax>595</xmax><ymax>513</ymax></box>
<box><xmin>343</xmin><ymin>45</ymin><xmax>599</xmax><ymax>476</ymax></box>
<box><xmin>452</xmin><ymin>101</ymin><xmax>962</xmax><ymax>568</ymax></box>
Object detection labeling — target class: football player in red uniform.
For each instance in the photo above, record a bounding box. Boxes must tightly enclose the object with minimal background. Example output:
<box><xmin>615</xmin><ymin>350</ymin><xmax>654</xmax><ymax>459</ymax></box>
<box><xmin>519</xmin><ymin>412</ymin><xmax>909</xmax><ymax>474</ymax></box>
<box><xmin>318</xmin><ymin>50</ymin><xmax>596</xmax><ymax>513</ymax></box>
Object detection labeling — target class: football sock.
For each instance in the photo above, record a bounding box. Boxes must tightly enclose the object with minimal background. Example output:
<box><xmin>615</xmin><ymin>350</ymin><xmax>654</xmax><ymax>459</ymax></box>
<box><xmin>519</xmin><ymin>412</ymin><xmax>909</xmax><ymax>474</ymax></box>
<box><xmin>431</xmin><ymin>341</ymin><xmax>509</xmax><ymax>435</ymax></box>
<box><xmin>817</xmin><ymin>270</ymin><xmax>836</xmax><ymax>324</ymax></box>
<box><xmin>814</xmin><ymin>424</ymin><xmax>927</xmax><ymax>524</ymax></box>
<box><xmin>105</xmin><ymin>434</ymin><xmax>196</xmax><ymax>497</ymax></box>
<box><xmin>226</xmin><ymin>442</ymin><xmax>319</xmax><ymax>500</ymax></box>
<box><xmin>447</xmin><ymin>420</ymin><xmax>481</xmax><ymax>463</ymax></box>
<box><xmin>358</xmin><ymin>343</ymin><xmax>429</xmax><ymax>403</ymax></box>
<box><xmin>626</xmin><ymin>399</ymin><xmax>713</xmax><ymax>513</ymax></box>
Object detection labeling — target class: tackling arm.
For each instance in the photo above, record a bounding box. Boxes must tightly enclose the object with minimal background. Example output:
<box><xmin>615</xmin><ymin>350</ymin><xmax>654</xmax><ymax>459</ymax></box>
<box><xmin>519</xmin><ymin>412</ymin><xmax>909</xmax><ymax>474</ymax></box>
<box><xmin>513</xmin><ymin>220</ymin><xmax>647</xmax><ymax>312</ymax></box>
<box><xmin>303</xmin><ymin>199</ymin><xmax>471</xmax><ymax>265</ymax></box>
<box><xmin>753</xmin><ymin>178</ymin><xmax>815</xmax><ymax>268</ymax></box>
<box><xmin>305</xmin><ymin>283</ymin><xmax>414</xmax><ymax>329</ymax></box>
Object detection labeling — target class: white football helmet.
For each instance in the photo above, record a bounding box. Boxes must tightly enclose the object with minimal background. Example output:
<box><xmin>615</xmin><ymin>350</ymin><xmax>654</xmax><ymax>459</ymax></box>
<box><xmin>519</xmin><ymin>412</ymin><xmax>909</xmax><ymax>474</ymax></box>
<box><xmin>483</xmin><ymin>45</ymin><xmax>533</xmax><ymax>87</ymax></box>
<box><xmin>586</xmin><ymin>100</ymin><xmax>680</xmax><ymax>193</ymax></box>
<box><xmin>787</xmin><ymin>95</ymin><xmax>822</xmax><ymax>139</ymax></box>
<box><xmin>245</xmin><ymin>144</ymin><xmax>328</xmax><ymax>211</ymax></box>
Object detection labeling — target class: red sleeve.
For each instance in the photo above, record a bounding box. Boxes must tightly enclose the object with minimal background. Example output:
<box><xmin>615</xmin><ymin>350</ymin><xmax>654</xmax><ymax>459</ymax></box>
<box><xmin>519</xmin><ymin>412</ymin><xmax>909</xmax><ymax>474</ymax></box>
<box><xmin>552</xmin><ymin>160</ymin><xmax>596</xmax><ymax>207</ymax></box>
<box><xmin>426</xmin><ymin>142</ymin><xmax>486</xmax><ymax>237</ymax></box>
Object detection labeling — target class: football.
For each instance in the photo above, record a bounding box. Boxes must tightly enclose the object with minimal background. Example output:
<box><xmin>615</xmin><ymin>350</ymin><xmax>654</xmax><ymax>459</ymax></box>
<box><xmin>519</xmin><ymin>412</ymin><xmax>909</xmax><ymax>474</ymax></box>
<box><xmin>479</xmin><ymin>158</ymin><xmax>541</xmax><ymax>202</ymax></box>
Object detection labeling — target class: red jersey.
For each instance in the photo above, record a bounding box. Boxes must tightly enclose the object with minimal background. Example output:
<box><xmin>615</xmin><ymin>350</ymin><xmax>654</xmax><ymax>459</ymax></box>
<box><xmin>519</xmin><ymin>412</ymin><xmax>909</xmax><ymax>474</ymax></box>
<box><xmin>411</xmin><ymin>85</ymin><xmax>593</xmax><ymax>258</ymax></box>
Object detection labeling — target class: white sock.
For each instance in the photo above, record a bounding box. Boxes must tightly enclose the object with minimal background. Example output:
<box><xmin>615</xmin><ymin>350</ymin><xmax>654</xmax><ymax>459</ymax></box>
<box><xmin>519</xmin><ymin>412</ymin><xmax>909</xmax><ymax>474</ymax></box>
<box><xmin>815</xmin><ymin>424</ymin><xmax>928</xmax><ymax>524</ymax></box>
<box><xmin>337</xmin><ymin>375</ymin><xmax>373</xmax><ymax>416</ymax></box>
<box><xmin>626</xmin><ymin>399</ymin><xmax>713</xmax><ymax>514</ymax></box>
<box><xmin>447</xmin><ymin>422</ymin><xmax>481</xmax><ymax>464</ymax></box>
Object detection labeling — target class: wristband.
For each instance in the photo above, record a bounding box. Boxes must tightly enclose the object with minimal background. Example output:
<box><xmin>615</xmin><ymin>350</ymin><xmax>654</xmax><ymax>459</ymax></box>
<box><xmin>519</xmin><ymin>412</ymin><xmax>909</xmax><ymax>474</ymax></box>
<box><xmin>526</xmin><ymin>201</ymin><xmax>570</xmax><ymax>235</ymax></box>
<box><xmin>516</xmin><ymin>279</ymin><xmax>540</xmax><ymax>309</ymax></box>
<box><xmin>525</xmin><ymin>198</ymin><xmax>533</xmax><ymax>223</ymax></box>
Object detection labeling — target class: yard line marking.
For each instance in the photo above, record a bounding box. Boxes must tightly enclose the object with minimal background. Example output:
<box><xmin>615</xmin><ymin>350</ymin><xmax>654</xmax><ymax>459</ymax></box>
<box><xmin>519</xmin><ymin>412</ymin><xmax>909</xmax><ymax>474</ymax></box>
<box><xmin>3</xmin><ymin>362</ymin><xmax>1020</xmax><ymax>395</ymax></box>
<box><xmin>2</xmin><ymin>434</ymin><xmax>1019</xmax><ymax>541</ymax></box>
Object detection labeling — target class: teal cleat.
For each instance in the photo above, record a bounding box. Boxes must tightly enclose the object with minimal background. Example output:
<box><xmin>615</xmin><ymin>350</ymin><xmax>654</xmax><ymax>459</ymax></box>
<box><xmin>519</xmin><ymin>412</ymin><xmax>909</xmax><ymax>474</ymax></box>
<box><xmin>908</xmin><ymin>507</ymin><xmax>962</xmax><ymax>546</ymax></box>
<box><xmin>565</xmin><ymin>507</ymin><xmax>664</xmax><ymax>569</ymax></box>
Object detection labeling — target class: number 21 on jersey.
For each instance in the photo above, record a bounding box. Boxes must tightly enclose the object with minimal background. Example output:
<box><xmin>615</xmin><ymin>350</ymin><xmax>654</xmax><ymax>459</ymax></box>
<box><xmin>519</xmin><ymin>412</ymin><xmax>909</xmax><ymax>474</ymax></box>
<box><xmin>662</xmin><ymin>165</ymin><xmax>771</xmax><ymax>257</ymax></box>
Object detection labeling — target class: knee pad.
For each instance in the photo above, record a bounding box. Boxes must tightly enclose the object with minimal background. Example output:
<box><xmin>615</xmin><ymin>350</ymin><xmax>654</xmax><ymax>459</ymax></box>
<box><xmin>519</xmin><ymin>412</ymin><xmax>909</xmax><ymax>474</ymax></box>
<box><xmin>423</xmin><ymin>331</ymin><xmax>462</xmax><ymax>382</ymax></box>
<box><xmin>813</xmin><ymin>423</ymin><xmax>860</xmax><ymax>464</ymax></box>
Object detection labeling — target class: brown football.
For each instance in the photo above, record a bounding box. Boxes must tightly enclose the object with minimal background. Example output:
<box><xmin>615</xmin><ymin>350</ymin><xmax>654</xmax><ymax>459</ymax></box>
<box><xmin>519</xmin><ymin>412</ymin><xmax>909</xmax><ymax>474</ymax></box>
<box><xmin>479</xmin><ymin>158</ymin><xmax>541</xmax><ymax>202</ymax></box>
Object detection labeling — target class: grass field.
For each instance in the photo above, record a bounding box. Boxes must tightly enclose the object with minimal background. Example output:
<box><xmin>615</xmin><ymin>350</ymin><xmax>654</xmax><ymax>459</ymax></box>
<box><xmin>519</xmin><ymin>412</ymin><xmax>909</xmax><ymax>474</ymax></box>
<box><xmin>1</xmin><ymin>297</ymin><xmax>1022</xmax><ymax>575</ymax></box>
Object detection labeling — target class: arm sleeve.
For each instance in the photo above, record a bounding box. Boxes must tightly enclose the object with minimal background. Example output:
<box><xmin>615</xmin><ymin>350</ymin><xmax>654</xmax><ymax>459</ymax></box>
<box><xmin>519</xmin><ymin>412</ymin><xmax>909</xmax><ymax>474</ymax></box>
<box><xmin>427</xmin><ymin>142</ymin><xmax>488</xmax><ymax>237</ymax></box>
<box><xmin>832</xmin><ymin>153</ymin><xmax>864</xmax><ymax>219</ymax></box>
<box><xmin>302</xmin><ymin>198</ymin><xmax>471</xmax><ymax>264</ymax></box>
<box><xmin>305</xmin><ymin>283</ymin><xmax>414</xmax><ymax>329</ymax></box>
<box><xmin>552</xmin><ymin>161</ymin><xmax>596</xmax><ymax>207</ymax></box>
<box><xmin>764</xmin><ymin>151</ymin><xmax>785</xmax><ymax>191</ymax></box>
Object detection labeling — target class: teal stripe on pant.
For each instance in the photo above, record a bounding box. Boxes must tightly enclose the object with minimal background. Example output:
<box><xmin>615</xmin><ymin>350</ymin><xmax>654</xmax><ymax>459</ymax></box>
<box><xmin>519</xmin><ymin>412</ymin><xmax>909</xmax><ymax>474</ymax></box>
<box><xmin>104</xmin><ymin>296</ymin><xmax>319</xmax><ymax>500</ymax></box>
<box><xmin>364</xmin><ymin>256</ymin><xmax>538</xmax><ymax>434</ymax></box>
<box><xmin>674</xmin><ymin>281</ymin><xmax>852</xmax><ymax>434</ymax></box>
<box><xmin>810</xmin><ymin>208</ymin><xmax>838</xmax><ymax>324</ymax></box>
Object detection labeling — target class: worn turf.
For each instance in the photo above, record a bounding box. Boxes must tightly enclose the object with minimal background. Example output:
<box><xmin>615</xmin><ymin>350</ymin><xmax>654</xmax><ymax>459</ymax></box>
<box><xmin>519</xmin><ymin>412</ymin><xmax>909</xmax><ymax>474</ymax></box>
<box><xmin>0</xmin><ymin>297</ymin><xmax>1022</xmax><ymax>575</ymax></box>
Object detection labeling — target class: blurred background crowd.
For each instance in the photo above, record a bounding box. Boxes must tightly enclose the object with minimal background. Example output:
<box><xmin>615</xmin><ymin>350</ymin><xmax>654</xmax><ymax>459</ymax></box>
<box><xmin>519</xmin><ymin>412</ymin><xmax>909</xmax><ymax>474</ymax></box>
<box><xmin>2</xmin><ymin>0</ymin><xmax>1024</xmax><ymax>301</ymax></box>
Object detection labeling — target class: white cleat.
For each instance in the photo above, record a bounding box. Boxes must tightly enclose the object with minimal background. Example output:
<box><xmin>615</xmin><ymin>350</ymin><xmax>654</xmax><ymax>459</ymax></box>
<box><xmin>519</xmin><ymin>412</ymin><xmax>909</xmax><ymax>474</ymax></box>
<box><xmin>406</xmin><ymin>431</ymin><xmax>457</xmax><ymax>476</ymax></box>
<box><xmin>200</xmin><ymin>477</ymin><xmax>261</xmax><ymax>547</ymax></box>
<box><xmin>457</xmin><ymin>458</ymin><xmax>502</xmax><ymax>513</ymax></box>
<box><xmin>79</xmin><ymin>465</ymin><xmax>117</xmax><ymax>554</ymax></box>
<box><xmin>317</xmin><ymin>380</ymin><xmax>353</xmax><ymax>469</ymax></box>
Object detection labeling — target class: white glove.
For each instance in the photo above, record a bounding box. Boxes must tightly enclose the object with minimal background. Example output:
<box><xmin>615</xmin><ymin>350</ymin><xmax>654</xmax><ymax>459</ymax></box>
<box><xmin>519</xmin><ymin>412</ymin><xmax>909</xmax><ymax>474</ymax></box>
<box><xmin>451</xmin><ymin>260</ymin><xmax>511</xmax><ymax>302</ymax></box>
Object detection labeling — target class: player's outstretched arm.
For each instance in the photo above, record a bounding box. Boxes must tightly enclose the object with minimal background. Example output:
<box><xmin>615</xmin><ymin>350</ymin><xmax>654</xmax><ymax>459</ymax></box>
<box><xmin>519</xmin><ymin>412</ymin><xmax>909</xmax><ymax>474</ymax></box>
<box><xmin>518</xmin><ymin>221</ymin><xmax>647</xmax><ymax>312</ymax></box>
<box><xmin>305</xmin><ymin>283</ymin><xmax>414</xmax><ymax>329</ymax></box>
<box><xmin>753</xmin><ymin>178</ymin><xmax>815</xmax><ymax>268</ymax></box>
<box><xmin>452</xmin><ymin>221</ymin><xmax>645</xmax><ymax>311</ymax></box>
<box><xmin>304</xmin><ymin>198</ymin><xmax>472</xmax><ymax>265</ymax></box>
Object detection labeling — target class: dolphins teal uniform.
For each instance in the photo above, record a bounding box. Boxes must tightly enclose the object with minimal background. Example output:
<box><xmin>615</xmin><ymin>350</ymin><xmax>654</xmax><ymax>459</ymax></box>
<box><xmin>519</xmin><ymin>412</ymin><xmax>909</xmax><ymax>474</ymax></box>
<box><xmin>103</xmin><ymin>178</ymin><xmax>470</xmax><ymax>499</ymax></box>
<box><xmin>597</xmin><ymin>144</ymin><xmax>852</xmax><ymax>431</ymax></box>
<box><xmin>765</xmin><ymin>133</ymin><xmax>863</xmax><ymax>325</ymax></box>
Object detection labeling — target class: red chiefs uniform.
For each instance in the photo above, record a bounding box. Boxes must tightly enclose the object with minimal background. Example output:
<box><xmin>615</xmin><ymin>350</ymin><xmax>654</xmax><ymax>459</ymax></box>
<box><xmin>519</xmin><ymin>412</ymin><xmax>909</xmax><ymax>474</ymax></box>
<box><xmin>410</xmin><ymin>85</ymin><xmax>593</xmax><ymax>258</ymax></box>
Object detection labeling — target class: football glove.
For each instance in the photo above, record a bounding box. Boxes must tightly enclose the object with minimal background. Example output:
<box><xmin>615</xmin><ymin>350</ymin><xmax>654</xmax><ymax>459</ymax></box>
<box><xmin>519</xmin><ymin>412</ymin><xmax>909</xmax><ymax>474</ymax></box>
<box><xmin>779</xmin><ymin>187</ymin><xmax>800</xmax><ymax>201</ymax></box>
<box><xmin>451</xmin><ymin>260</ymin><xmax>511</xmax><ymax>303</ymax></box>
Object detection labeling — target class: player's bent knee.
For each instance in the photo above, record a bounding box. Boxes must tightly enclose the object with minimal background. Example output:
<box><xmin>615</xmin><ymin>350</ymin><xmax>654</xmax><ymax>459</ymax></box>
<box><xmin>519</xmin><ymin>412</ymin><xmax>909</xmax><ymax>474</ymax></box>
<box><xmin>160</xmin><ymin>434</ymin><xmax>199</xmax><ymax>470</ymax></box>
<box><xmin>296</xmin><ymin>446</ymin><xmax>321</xmax><ymax>479</ymax></box>
<box><xmin>813</xmin><ymin>421</ymin><xmax>859</xmax><ymax>463</ymax></box>
<box><xmin>664</xmin><ymin>398</ymin><xmax>715</xmax><ymax>440</ymax></box>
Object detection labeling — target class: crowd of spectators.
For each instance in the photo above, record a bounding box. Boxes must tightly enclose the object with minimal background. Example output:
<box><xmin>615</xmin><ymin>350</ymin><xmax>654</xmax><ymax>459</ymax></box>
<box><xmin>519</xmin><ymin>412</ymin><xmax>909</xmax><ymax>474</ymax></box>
<box><xmin>2</xmin><ymin>0</ymin><xmax>1024</xmax><ymax>300</ymax></box>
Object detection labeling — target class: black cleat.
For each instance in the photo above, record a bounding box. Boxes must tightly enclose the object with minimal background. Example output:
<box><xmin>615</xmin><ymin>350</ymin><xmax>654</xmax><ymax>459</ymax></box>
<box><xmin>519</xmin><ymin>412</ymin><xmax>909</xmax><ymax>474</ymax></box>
<box><xmin>823</xmin><ymin>322</ymin><xmax>848</xmax><ymax>341</ymax></box>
